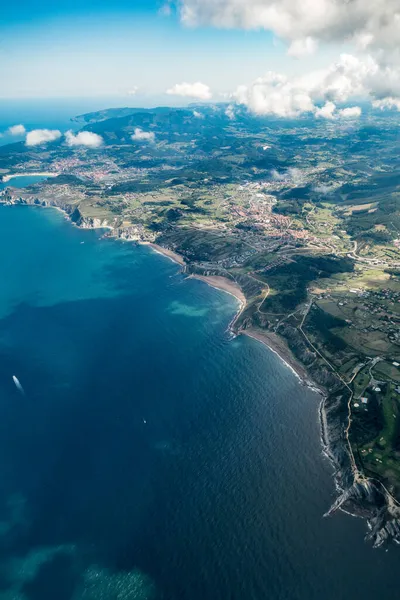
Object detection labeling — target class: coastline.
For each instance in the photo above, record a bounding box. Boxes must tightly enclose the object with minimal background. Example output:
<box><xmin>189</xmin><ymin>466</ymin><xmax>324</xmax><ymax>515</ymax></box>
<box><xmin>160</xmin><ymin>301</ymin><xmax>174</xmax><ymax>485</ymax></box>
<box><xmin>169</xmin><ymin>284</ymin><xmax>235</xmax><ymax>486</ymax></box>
<box><xmin>185</xmin><ymin>274</ymin><xmax>321</xmax><ymax>395</ymax></box>
<box><xmin>242</xmin><ymin>327</ymin><xmax>319</xmax><ymax>389</ymax></box>
<box><xmin>188</xmin><ymin>274</ymin><xmax>246</xmax><ymax>307</ymax></box>
<box><xmin>2</xmin><ymin>197</ymin><xmax>397</xmax><ymax>544</ymax></box>
<box><xmin>0</xmin><ymin>196</ymin><xmax>326</xmax><ymax>392</ymax></box>
<box><xmin>0</xmin><ymin>196</ymin><xmax>315</xmax><ymax>389</ymax></box>
<box><xmin>2</xmin><ymin>171</ymin><xmax>58</xmax><ymax>182</ymax></box>
<box><xmin>146</xmin><ymin>242</ymin><xmax>186</xmax><ymax>267</ymax></box>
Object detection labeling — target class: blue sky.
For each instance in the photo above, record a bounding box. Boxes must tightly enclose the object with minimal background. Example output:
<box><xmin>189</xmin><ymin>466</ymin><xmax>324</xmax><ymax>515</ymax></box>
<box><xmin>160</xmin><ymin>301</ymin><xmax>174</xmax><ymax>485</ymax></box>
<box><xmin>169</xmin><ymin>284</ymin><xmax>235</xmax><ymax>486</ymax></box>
<box><xmin>1</xmin><ymin>0</ymin><xmax>341</xmax><ymax>101</ymax></box>
<box><xmin>3</xmin><ymin>0</ymin><xmax>397</xmax><ymax>120</ymax></box>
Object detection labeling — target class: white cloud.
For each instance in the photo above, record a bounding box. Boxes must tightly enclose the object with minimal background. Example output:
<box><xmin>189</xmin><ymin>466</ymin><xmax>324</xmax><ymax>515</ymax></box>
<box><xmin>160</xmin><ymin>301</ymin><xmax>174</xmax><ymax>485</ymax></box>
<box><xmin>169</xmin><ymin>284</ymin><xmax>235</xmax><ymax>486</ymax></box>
<box><xmin>131</xmin><ymin>128</ymin><xmax>155</xmax><ymax>142</ymax></box>
<box><xmin>225</xmin><ymin>104</ymin><xmax>236</xmax><ymax>119</ymax></box>
<box><xmin>272</xmin><ymin>167</ymin><xmax>305</xmax><ymax>185</ymax></box>
<box><xmin>177</xmin><ymin>0</ymin><xmax>400</xmax><ymax>57</ymax></box>
<box><xmin>8</xmin><ymin>124</ymin><xmax>26</xmax><ymax>136</ymax></box>
<box><xmin>338</xmin><ymin>106</ymin><xmax>362</xmax><ymax>118</ymax></box>
<box><xmin>234</xmin><ymin>54</ymin><xmax>393</xmax><ymax>117</ymax></box>
<box><xmin>25</xmin><ymin>129</ymin><xmax>62</xmax><ymax>147</ymax></box>
<box><xmin>65</xmin><ymin>131</ymin><xmax>104</xmax><ymax>148</ymax></box>
<box><xmin>176</xmin><ymin>0</ymin><xmax>400</xmax><ymax>113</ymax></box>
<box><xmin>166</xmin><ymin>81</ymin><xmax>212</xmax><ymax>100</ymax></box>
<box><xmin>315</xmin><ymin>101</ymin><xmax>336</xmax><ymax>119</ymax></box>
<box><xmin>235</xmin><ymin>72</ymin><xmax>315</xmax><ymax>117</ymax></box>
<box><xmin>315</xmin><ymin>102</ymin><xmax>362</xmax><ymax>120</ymax></box>
<box><xmin>372</xmin><ymin>97</ymin><xmax>400</xmax><ymax>111</ymax></box>
<box><xmin>193</xmin><ymin>110</ymin><xmax>204</xmax><ymax>118</ymax></box>
<box><xmin>287</xmin><ymin>37</ymin><xmax>317</xmax><ymax>58</ymax></box>
<box><xmin>315</xmin><ymin>101</ymin><xmax>362</xmax><ymax>119</ymax></box>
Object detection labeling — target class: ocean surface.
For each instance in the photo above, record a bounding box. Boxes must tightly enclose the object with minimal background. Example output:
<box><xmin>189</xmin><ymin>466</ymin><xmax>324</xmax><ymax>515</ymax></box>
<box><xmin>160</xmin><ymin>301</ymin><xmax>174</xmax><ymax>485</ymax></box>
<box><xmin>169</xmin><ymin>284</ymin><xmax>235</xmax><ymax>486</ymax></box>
<box><xmin>0</xmin><ymin>202</ymin><xmax>399</xmax><ymax>600</ymax></box>
<box><xmin>0</xmin><ymin>98</ymin><xmax>128</xmax><ymax>146</ymax></box>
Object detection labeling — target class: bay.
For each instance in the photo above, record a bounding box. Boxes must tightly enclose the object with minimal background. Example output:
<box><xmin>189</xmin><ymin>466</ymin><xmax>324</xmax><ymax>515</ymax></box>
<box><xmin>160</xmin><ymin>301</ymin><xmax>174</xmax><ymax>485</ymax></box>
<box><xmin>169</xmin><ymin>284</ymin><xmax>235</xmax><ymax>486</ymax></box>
<box><xmin>0</xmin><ymin>175</ymin><xmax>52</xmax><ymax>191</ymax></box>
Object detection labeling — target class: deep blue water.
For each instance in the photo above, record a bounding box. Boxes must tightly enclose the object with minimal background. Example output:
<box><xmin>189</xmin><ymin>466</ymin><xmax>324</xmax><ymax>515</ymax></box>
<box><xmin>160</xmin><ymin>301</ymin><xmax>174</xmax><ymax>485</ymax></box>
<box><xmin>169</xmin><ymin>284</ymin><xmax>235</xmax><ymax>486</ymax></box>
<box><xmin>0</xmin><ymin>204</ymin><xmax>399</xmax><ymax>600</ymax></box>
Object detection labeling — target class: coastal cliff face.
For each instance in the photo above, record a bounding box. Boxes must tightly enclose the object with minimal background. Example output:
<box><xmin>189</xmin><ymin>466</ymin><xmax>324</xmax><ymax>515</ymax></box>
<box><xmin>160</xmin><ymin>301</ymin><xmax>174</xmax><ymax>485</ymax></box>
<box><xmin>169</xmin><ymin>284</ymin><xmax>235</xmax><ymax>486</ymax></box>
<box><xmin>283</xmin><ymin>331</ymin><xmax>400</xmax><ymax>546</ymax></box>
<box><xmin>238</xmin><ymin>308</ymin><xmax>400</xmax><ymax>547</ymax></box>
<box><xmin>69</xmin><ymin>206</ymin><xmax>109</xmax><ymax>229</ymax></box>
<box><xmin>168</xmin><ymin>257</ymin><xmax>400</xmax><ymax>547</ymax></box>
<box><xmin>0</xmin><ymin>190</ymin><xmax>122</xmax><ymax>236</ymax></box>
<box><xmin>0</xmin><ymin>189</ymin><xmax>80</xmax><ymax>221</ymax></box>
<box><xmin>0</xmin><ymin>188</ymin><xmax>160</xmax><ymax>244</ymax></box>
<box><xmin>323</xmin><ymin>390</ymin><xmax>400</xmax><ymax>547</ymax></box>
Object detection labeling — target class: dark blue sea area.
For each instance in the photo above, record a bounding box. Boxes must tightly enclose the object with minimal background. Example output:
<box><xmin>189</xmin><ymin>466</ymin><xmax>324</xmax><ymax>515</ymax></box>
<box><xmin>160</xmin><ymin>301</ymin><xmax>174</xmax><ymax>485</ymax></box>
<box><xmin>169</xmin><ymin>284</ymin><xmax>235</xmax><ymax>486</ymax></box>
<box><xmin>0</xmin><ymin>208</ymin><xmax>399</xmax><ymax>597</ymax></box>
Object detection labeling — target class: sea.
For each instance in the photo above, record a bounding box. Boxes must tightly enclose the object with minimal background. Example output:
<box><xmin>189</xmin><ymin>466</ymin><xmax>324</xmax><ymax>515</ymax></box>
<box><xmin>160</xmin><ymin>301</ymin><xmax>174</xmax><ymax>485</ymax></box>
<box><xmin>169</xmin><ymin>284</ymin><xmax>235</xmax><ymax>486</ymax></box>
<box><xmin>0</xmin><ymin>104</ymin><xmax>399</xmax><ymax>599</ymax></box>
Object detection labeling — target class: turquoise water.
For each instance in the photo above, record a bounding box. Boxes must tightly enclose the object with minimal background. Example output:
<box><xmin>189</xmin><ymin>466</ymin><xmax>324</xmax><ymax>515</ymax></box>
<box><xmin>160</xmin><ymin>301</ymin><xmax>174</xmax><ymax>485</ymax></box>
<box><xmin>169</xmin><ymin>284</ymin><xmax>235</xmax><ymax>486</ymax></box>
<box><xmin>0</xmin><ymin>205</ymin><xmax>399</xmax><ymax>600</ymax></box>
<box><xmin>0</xmin><ymin>175</ymin><xmax>52</xmax><ymax>190</ymax></box>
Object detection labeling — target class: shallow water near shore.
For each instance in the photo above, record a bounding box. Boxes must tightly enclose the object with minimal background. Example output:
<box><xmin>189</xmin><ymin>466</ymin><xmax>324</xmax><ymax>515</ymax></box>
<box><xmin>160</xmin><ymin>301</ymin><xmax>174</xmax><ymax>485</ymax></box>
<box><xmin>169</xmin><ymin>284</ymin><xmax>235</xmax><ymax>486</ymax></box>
<box><xmin>0</xmin><ymin>174</ymin><xmax>51</xmax><ymax>190</ymax></box>
<box><xmin>0</xmin><ymin>204</ymin><xmax>399</xmax><ymax>600</ymax></box>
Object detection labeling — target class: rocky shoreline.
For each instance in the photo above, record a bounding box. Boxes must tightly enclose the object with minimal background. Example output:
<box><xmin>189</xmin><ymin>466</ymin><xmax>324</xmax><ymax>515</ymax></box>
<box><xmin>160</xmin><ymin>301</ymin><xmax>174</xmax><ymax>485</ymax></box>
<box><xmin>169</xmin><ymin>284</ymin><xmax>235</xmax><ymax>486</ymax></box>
<box><xmin>2</xmin><ymin>189</ymin><xmax>400</xmax><ymax>546</ymax></box>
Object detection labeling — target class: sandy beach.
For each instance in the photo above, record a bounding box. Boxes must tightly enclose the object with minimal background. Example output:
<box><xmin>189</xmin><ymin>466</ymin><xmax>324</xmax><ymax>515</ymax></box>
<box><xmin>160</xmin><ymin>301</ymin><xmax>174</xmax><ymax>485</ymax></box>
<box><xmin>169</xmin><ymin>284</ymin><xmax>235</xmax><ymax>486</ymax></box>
<box><xmin>0</xmin><ymin>194</ymin><xmax>320</xmax><ymax>395</ymax></box>
<box><xmin>242</xmin><ymin>327</ymin><xmax>313</xmax><ymax>385</ymax></box>
<box><xmin>189</xmin><ymin>274</ymin><xmax>246</xmax><ymax>307</ymax></box>
<box><xmin>158</xmin><ymin>261</ymin><xmax>316</xmax><ymax>391</ymax></box>
<box><xmin>147</xmin><ymin>243</ymin><xmax>186</xmax><ymax>267</ymax></box>
<box><xmin>2</xmin><ymin>172</ymin><xmax>58</xmax><ymax>182</ymax></box>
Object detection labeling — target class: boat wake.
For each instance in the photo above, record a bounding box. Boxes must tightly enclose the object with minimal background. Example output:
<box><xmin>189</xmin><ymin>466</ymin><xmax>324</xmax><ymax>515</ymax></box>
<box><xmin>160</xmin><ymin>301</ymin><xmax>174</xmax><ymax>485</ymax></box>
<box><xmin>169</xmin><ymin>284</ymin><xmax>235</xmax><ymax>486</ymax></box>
<box><xmin>12</xmin><ymin>375</ymin><xmax>25</xmax><ymax>395</ymax></box>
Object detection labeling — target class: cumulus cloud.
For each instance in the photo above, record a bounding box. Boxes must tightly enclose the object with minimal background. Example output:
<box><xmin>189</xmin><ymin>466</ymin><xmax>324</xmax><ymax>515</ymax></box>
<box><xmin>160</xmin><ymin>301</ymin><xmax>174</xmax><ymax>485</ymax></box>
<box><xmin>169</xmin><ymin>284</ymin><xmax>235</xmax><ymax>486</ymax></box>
<box><xmin>8</xmin><ymin>124</ymin><xmax>26</xmax><ymax>136</ymax></box>
<box><xmin>177</xmin><ymin>0</ymin><xmax>400</xmax><ymax>56</ymax></box>
<box><xmin>234</xmin><ymin>54</ymin><xmax>386</xmax><ymax>117</ymax></box>
<box><xmin>225</xmin><ymin>104</ymin><xmax>236</xmax><ymax>119</ymax></box>
<box><xmin>25</xmin><ymin>129</ymin><xmax>62</xmax><ymax>147</ymax></box>
<box><xmin>315</xmin><ymin>101</ymin><xmax>362</xmax><ymax>120</ymax></box>
<box><xmin>131</xmin><ymin>128</ymin><xmax>155</xmax><ymax>142</ymax></box>
<box><xmin>176</xmin><ymin>0</ymin><xmax>400</xmax><ymax>113</ymax></box>
<box><xmin>65</xmin><ymin>131</ymin><xmax>104</xmax><ymax>148</ymax></box>
<box><xmin>338</xmin><ymin>106</ymin><xmax>362</xmax><ymax>118</ymax></box>
<box><xmin>315</xmin><ymin>101</ymin><xmax>336</xmax><ymax>119</ymax></box>
<box><xmin>192</xmin><ymin>110</ymin><xmax>204</xmax><ymax>118</ymax></box>
<box><xmin>166</xmin><ymin>81</ymin><xmax>212</xmax><ymax>100</ymax></box>
<box><xmin>235</xmin><ymin>71</ymin><xmax>314</xmax><ymax>117</ymax></box>
<box><xmin>373</xmin><ymin>97</ymin><xmax>400</xmax><ymax>111</ymax></box>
